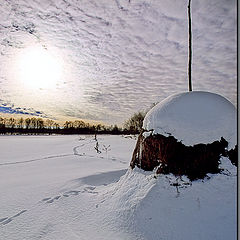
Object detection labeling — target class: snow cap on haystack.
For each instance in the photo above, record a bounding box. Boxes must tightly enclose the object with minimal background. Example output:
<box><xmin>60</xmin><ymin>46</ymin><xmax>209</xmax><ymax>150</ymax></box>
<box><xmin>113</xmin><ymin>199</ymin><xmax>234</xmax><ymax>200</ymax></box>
<box><xmin>143</xmin><ymin>91</ymin><xmax>236</xmax><ymax>150</ymax></box>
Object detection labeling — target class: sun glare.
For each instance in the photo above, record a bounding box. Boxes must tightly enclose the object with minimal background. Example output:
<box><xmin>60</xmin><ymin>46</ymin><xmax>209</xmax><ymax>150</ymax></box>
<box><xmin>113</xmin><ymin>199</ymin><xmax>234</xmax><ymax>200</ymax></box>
<box><xmin>17</xmin><ymin>45</ymin><xmax>62</xmax><ymax>89</ymax></box>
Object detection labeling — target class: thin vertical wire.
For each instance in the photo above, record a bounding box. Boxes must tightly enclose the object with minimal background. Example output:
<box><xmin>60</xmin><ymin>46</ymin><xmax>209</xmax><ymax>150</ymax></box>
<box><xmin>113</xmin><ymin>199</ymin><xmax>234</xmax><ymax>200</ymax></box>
<box><xmin>188</xmin><ymin>0</ymin><xmax>192</xmax><ymax>91</ymax></box>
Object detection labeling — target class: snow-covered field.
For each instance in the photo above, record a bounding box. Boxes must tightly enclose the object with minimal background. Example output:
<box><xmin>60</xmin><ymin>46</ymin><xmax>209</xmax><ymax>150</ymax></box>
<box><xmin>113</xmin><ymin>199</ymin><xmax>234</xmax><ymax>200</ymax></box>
<box><xmin>0</xmin><ymin>135</ymin><xmax>237</xmax><ymax>240</ymax></box>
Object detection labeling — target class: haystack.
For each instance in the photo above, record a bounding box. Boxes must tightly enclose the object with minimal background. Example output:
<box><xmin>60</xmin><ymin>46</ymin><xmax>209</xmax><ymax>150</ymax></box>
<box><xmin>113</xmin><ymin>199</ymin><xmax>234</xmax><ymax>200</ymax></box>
<box><xmin>130</xmin><ymin>91</ymin><xmax>237</xmax><ymax>180</ymax></box>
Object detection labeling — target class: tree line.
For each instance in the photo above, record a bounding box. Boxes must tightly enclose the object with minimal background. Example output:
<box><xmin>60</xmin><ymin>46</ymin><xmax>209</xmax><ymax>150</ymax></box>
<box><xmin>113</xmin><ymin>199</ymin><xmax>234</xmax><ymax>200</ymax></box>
<box><xmin>0</xmin><ymin>112</ymin><xmax>145</xmax><ymax>135</ymax></box>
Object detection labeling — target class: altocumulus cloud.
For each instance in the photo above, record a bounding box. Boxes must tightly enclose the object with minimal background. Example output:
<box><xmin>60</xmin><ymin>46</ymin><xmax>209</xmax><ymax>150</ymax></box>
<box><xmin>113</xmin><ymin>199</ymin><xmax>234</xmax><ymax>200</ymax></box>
<box><xmin>0</xmin><ymin>0</ymin><xmax>237</xmax><ymax>124</ymax></box>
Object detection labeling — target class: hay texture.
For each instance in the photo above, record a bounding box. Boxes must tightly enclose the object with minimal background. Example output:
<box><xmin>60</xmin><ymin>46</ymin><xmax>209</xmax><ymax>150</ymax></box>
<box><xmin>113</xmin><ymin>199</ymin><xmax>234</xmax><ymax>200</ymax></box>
<box><xmin>130</xmin><ymin>91</ymin><xmax>237</xmax><ymax>180</ymax></box>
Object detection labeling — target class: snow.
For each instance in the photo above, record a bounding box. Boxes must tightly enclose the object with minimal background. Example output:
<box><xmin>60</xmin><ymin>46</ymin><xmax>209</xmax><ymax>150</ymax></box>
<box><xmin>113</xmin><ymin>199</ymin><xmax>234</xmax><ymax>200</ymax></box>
<box><xmin>143</xmin><ymin>91</ymin><xmax>237</xmax><ymax>149</ymax></box>
<box><xmin>0</xmin><ymin>135</ymin><xmax>237</xmax><ymax>240</ymax></box>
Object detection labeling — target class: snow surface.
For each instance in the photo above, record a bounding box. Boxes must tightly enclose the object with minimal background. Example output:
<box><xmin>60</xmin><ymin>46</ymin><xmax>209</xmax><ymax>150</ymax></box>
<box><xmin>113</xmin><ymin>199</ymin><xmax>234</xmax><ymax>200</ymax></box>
<box><xmin>143</xmin><ymin>91</ymin><xmax>237</xmax><ymax>149</ymax></box>
<box><xmin>0</xmin><ymin>135</ymin><xmax>237</xmax><ymax>240</ymax></box>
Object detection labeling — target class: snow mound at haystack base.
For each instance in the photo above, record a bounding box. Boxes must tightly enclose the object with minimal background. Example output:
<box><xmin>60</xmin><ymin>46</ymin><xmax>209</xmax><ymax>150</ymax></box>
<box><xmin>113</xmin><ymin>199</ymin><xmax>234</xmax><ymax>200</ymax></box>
<box><xmin>106</xmin><ymin>156</ymin><xmax>236</xmax><ymax>240</ymax></box>
<box><xmin>143</xmin><ymin>91</ymin><xmax>237</xmax><ymax>149</ymax></box>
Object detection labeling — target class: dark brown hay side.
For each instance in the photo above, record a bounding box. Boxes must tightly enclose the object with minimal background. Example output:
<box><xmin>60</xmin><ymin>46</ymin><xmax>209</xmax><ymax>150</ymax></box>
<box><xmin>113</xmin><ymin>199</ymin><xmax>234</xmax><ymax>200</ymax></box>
<box><xmin>227</xmin><ymin>145</ymin><xmax>238</xmax><ymax>166</ymax></box>
<box><xmin>130</xmin><ymin>132</ymin><xmax>232</xmax><ymax>180</ymax></box>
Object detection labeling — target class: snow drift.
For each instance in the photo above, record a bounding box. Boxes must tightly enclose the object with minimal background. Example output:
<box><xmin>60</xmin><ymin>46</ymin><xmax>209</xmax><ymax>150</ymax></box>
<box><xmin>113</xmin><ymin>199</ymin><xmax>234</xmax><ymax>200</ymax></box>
<box><xmin>107</xmin><ymin>156</ymin><xmax>237</xmax><ymax>240</ymax></box>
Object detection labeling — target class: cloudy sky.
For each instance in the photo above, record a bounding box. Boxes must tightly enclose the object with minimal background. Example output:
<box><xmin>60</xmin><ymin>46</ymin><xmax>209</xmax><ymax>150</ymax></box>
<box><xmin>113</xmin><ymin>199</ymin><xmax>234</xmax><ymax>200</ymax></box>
<box><xmin>0</xmin><ymin>0</ymin><xmax>237</xmax><ymax>125</ymax></box>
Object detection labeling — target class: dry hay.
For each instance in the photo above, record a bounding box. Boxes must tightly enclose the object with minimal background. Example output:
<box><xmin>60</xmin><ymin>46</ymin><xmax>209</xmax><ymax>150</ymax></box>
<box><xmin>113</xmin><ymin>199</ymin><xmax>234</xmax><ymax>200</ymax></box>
<box><xmin>130</xmin><ymin>132</ymin><xmax>237</xmax><ymax>180</ymax></box>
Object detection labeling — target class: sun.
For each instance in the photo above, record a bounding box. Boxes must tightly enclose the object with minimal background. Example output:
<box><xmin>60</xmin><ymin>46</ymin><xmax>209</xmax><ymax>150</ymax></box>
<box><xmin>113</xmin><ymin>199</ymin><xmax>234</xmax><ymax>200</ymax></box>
<box><xmin>17</xmin><ymin>45</ymin><xmax>62</xmax><ymax>89</ymax></box>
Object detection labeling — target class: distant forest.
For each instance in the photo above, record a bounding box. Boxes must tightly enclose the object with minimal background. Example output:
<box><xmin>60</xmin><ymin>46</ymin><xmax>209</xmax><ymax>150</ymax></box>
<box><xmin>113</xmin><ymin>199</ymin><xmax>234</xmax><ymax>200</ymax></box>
<box><xmin>0</xmin><ymin>112</ymin><xmax>145</xmax><ymax>135</ymax></box>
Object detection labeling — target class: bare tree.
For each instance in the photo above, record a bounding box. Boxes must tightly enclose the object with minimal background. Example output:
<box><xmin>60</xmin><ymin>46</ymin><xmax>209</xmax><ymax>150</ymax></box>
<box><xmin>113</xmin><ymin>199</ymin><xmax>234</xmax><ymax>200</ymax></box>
<box><xmin>18</xmin><ymin>117</ymin><xmax>24</xmax><ymax>128</ymax></box>
<box><xmin>8</xmin><ymin>117</ymin><xmax>16</xmax><ymax>128</ymax></box>
<box><xmin>30</xmin><ymin>117</ymin><xmax>37</xmax><ymax>129</ymax></box>
<box><xmin>25</xmin><ymin>118</ymin><xmax>31</xmax><ymax>129</ymax></box>
<box><xmin>64</xmin><ymin>121</ymin><xmax>73</xmax><ymax>129</ymax></box>
<box><xmin>53</xmin><ymin>122</ymin><xmax>60</xmax><ymax>130</ymax></box>
<box><xmin>96</xmin><ymin>124</ymin><xmax>103</xmax><ymax>132</ymax></box>
<box><xmin>45</xmin><ymin>119</ymin><xmax>54</xmax><ymax>129</ymax></box>
<box><xmin>73</xmin><ymin>120</ymin><xmax>86</xmax><ymax>129</ymax></box>
<box><xmin>36</xmin><ymin>118</ymin><xmax>44</xmax><ymax>129</ymax></box>
<box><xmin>0</xmin><ymin>117</ymin><xmax>6</xmax><ymax>128</ymax></box>
<box><xmin>124</xmin><ymin>111</ymin><xmax>145</xmax><ymax>133</ymax></box>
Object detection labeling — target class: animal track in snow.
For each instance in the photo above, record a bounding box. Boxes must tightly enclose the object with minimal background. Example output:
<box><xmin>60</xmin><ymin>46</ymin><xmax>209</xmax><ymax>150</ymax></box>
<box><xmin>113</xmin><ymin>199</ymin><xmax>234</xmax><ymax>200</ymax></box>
<box><xmin>73</xmin><ymin>145</ymin><xmax>85</xmax><ymax>156</ymax></box>
<box><xmin>72</xmin><ymin>139</ymin><xmax>97</xmax><ymax>157</ymax></box>
<box><xmin>0</xmin><ymin>217</ymin><xmax>8</xmax><ymax>223</ymax></box>
<box><xmin>0</xmin><ymin>210</ymin><xmax>27</xmax><ymax>226</ymax></box>
<box><xmin>63</xmin><ymin>190</ymin><xmax>81</xmax><ymax>197</ymax></box>
<box><xmin>42</xmin><ymin>187</ymin><xmax>98</xmax><ymax>204</ymax></box>
<box><xmin>41</xmin><ymin>197</ymin><xmax>51</xmax><ymax>201</ymax></box>
<box><xmin>85</xmin><ymin>186</ymin><xmax>96</xmax><ymax>191</ymax></box>
<box><xmin>46</xmin><ymin>195</ymin><xmax>61</xmax><ymax>203</ymax></box>
<box><xmin>0</xmin><ymin>154</ymin><xmax>73</xmax><ymax>166</ymax></box>
<box><xmin>42</xmin><ymin>195</ymin><xmax>61</xmax><ymax>203</ymax></box>
<box><xmin>62</xmin><ymin>187</ymin><xmax>98</xmax><ymax>197</ymax></box>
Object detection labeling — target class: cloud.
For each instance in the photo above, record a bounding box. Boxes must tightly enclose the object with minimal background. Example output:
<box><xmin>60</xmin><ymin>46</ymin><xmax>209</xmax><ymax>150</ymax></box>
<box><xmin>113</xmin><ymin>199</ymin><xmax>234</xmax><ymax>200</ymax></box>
<box><xmin>0</xmin><ymin>0</ymin><xmax>237</xmax><ymax>124</ymax></box>
<box><xmin>0</xmin><ymin>100</ymin><xmax>48</xmax><ymax>118</ymax></box>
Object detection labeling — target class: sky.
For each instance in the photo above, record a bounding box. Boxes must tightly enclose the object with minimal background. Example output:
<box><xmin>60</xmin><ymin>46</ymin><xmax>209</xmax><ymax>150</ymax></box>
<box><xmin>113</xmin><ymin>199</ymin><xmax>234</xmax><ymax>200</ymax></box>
<box><xmin>0</xmin><ymin>0</ymin><xmax>237</xmax><ymax>125</ymax></box>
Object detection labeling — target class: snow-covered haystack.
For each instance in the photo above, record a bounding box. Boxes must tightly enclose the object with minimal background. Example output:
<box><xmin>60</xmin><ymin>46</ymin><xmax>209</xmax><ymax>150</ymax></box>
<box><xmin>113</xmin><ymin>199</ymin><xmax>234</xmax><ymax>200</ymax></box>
<box><xmin>131</xmin><ymin>91</ymin><xmax>237</xmax><ymax>180</ymax></box>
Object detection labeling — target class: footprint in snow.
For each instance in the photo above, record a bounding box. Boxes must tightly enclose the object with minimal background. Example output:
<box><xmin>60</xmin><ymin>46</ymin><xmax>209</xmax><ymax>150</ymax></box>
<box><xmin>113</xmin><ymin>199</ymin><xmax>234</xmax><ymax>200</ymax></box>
<box><xmin>42</xmin><ymin>187</ymin><xmax>98</xmax><ymax>204</ymax></box>
<box><xmin>0</xmin><ymin>210</ymin><xmax>27</xmax><ymax>226</ymax></box>
<box><xmin>83</xmin><ymin>186</ymin><xmax>98</xmax><ymax>194</ymax></box>
<box><xmin>63</xmin><ymin>190</ymin><xmax>80</xmax><ymax>197</ymax></box>
<box><xmin>42</xmin><ymin>197</ymin><xmax>51</xmax><ymax>202</ymax></box>
<box><xmin>42</xmin><ymin>196</ymin><xmax>61</xmax><ymax>203</ymax></box>
<box><xmin>0</xmin><ymin>217</ymin><xmax>8</xmax><ymax>223</ymax></box>
<box><xmin>84</xmin><ymin>186</ymin><xmax>96</xmax><ymax>190</ymax></box>
<box><xmin>63</xmin><ymin>187</ymin><xmax>97</xmax><ymax>196</ymax></box>
<box><xmin>47</xmin><ymin>195</ymin><xmax>61</xmax><ymax>203</ymax></box>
